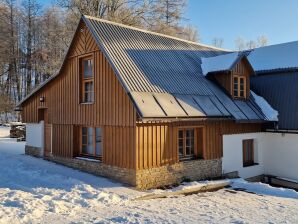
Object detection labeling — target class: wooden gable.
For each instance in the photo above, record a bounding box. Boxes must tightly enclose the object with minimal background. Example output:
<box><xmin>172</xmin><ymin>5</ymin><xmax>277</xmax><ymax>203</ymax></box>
<box><xmin>68</xmin><ymin>21</ymin><xmax>99</xmax><ymax>57</ymax></box>
<box><xmin>213</xmin><ymin>57</ymin><xmax>254</xmax><ymax>99</ymax></box>
<box><xmin>21</xmin><ymin>19</ymin><xmax>137</xmax><ymax>169</ymax></box>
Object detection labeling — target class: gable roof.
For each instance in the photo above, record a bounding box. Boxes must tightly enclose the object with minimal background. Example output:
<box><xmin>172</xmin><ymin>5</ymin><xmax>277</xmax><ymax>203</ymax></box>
<box><xmin>201</xmin><ymin>52</ymin><xmax>254</xmax><ymax>76</ymax></box>
<box><xmin>248</xmin><ymin>41</ymin><xmax>298</xmax><ymax>73</ymax></box>
<box><xmin>18</xmin><ymin>15</ymin><xmax>275</xmax><ymax>123</ymax></box>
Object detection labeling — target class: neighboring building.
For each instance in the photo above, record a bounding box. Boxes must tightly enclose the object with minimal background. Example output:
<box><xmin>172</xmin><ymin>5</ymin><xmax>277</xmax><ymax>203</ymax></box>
<box><xmin>222</xmin><ymin>42</ymin><xmax>298</xmax><ymax>183</ymax></box>
<box><xmin>17</xmin><ymin>15</ymin><xmax>277</xmax><ymax>189</ymax></box>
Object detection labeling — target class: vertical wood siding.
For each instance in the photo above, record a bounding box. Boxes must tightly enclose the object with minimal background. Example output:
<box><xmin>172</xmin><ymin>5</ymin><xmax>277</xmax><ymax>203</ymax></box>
<box><xmin>136</xmin><ymin>123</ymin><xmax>178</xmax><ymax>170</ymax></box>
<box><xmin>214</xmin><ymin>72</ymin><xmax>232</xmax><ymax>94</ymax></box>
<box><xmin>21</xmin><ymin>21</ymin><xmax>137</xmax><ymax>169</ymax></box>
<box><xmin>136</xmin><ymin>120</ymin><xmax>262</xmax><ymax>170</ymax></box>
<box><xmin>232</xmin><ymin>58</ymin><xmax>252</xmax><ymax>98</ymax></box>
<box><xmin>213</xmin><ymin>58</ymin><xmax>253</xmax><ymax>98</ymax></box>
<box><xmin>52</xmin><ymin>124</ymin><xmax>73</xmax><ymax>158</ymax></box>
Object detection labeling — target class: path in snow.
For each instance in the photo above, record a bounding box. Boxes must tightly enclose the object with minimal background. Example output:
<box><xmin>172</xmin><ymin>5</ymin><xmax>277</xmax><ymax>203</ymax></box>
<box><xmin>0</xmin><ymin>133</ymin><xmax>298</xmax><ymax>223</ymax></box>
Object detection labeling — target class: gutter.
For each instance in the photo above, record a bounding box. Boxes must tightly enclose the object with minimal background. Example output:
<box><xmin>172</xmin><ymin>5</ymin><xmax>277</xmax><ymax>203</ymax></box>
<box><xmin>266</xmin><ymin>129</ymin><xmax>298</xmax><ymax>134</ymax></box>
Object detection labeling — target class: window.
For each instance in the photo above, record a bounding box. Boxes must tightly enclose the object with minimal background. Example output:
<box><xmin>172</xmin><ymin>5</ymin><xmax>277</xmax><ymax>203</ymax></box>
<box><xmin>80</xmin><ymin>57</ymin><xmax>94</xmax><ymax>103</ymax></box>
<box><xmin>243</xmin><ymin>139</ymin><xmax>254</xmax><ymax>167</ymax></box>
<box><xmin>178</xmin><ymin>129</ymin><xmax>195</xmax><ymax>159</ymax></box>
<box><xmin>81</xmin><ymin>127</ymin><xmax>102</xmax><ymax>158</ymax></box>
<box><xmin>233</xmin><ymin>76</ymin><xmax>246</xmax><ymax>98</ymax></box>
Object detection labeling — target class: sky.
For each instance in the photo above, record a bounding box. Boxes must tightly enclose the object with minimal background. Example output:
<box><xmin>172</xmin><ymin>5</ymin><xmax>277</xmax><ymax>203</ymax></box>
<box><xmin>186</xmin><ymin>0</ymin><xmax>298</xmax><ymax>49</ymax></box>
<box><xmin>37</xmin><ymin>0</ymin><xmax>298</xmax><ymax>50</ymax></box>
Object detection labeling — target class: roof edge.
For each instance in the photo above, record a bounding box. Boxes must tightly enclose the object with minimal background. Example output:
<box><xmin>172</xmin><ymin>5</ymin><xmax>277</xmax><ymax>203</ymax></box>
<box><xmin>83</xmin><ymin>15</ymin><xmax>232</xmax><ymax>52</ymax></box>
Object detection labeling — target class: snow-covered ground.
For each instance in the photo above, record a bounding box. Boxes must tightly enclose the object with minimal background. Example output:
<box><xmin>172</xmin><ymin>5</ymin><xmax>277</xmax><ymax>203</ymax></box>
<box><xmin>0</xmin><ymin>128</ymin><xmax>298</xmax><ymax>223</ymax></box>
<box><xmin>0</xmin><ymin>126</ymin><xmax>10</xmax><ymax>138</ymax></box>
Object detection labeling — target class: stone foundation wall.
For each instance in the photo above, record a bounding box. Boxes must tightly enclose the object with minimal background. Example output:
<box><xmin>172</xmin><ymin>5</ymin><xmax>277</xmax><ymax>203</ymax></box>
<box><xmin>25</xmin><ymin>152</ymin><xmax>222</xmax><ymax>189</ymax></box>
<box><xmin>46</xmin><ymin>156</ymin><xmax>136</xmax><ymax>186</ymax></box>
<box><xmin>135</xmin><ymin>159</ymin><xmax>222</xmax><ymax>189</ymax></box>
<box><xmin>25</xmin><ymin>145</ymin><xmax>43</xmax><ymax>158</ymax></box>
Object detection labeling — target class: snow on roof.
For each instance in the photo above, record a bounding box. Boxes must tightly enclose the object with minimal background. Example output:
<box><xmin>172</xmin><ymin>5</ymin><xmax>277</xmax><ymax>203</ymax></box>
<box><xmin>201</xmin><ymin>52</ymin><xmax>240</xmax><ymax>76</ymax></box>
<box><xmin>251</xmin><ymin>91</ymin><xmax>278</xmax><ymax>121</ymax></box>
<box><xmin>248</xmin><ymin>41</ymin><xmax>298</xmax><ymax>72</ymax></box>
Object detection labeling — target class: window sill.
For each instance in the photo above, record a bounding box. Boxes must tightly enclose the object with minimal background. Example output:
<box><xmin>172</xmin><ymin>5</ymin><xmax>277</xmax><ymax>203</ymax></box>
<box><xmin>80</xmin><ymin>102</ymin><xmax>94</xmax><ymax>105</ymax></box>
<box><xmin>243</xmin><ymin>163</ymin><xmax>259</xmax><ymax>168</ymax></box>
<box><xmin>179</xmin><ymin>156</ymin><xmax>202</xmax><ymax>162</ymax></box>
<box><xmin>233</xmin><ymin>97</ymin><xmax>247</xmax><ymax>101</ymax></box>
<box><xmin>76</xmin><ymin>156</ymin><xmax>102</xmax><ymax>163</ymax></box>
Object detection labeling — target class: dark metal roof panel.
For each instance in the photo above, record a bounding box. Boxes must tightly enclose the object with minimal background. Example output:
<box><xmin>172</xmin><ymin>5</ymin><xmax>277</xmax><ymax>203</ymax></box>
<box><xmin>234</xmin><ymin>100</ymin><xmax>261</xmax><ymax>120</ymax></box>
<box><xmin>84</xmin><ymin>16</ymin><xmax>271</xmax><ymax>122</ymax></box>
<box><xmin>193</xmin><ymin>96</ymin><xmax>222</xmax><ymax>116</ymax></box>
<box><xmin>84</xmin><ymin>16</ymin><xmax>227</xmax><ymax>95</ymax></box>
<box><xmin>174</xmin><ymin>94</ymin><xmax>206</xmax><ymax>116</ymax></box>
<box><xmin>251</xmin><ymin>72</ymin><xmax>298</xmax><ymax>129</ymax></box>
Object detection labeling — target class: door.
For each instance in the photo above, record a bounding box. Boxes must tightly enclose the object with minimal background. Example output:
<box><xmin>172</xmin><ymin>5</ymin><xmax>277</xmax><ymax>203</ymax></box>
<box><xmin>43</xmin><ymin>109</ymin><xmax>52</xmax><ymax>157</ymax></box>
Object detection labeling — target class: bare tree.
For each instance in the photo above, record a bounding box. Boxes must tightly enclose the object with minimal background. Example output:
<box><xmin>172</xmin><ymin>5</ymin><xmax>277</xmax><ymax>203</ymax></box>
<box><xmin>22</xmin><ymin>0</ymin><xmax>41</xmax><ymax>94</ymax></box>
<box><xmin>257</xmin><ymin>35</ymin><xmax>268</xmax><ymax>47</ymax></box>
<box><xmin>57</xmin><ymin>0</ymin><xmax>150</xmax><ymax>27</ymax></box>
<box><xmin>0</xmin><ymin>93</ymin><xmax>15</xmax><ymax>123</ymax></box>
<box><xmin>57</xmin><ymin>0</ymin><xmax>199</xmax><ymax>41</ymax></box>
<box><xmin>246</xmin><ymin>40</ymin><xmax>257</xmax><ymax>50</ymax></box>
<box><xmin>178</xmin><ymin>24</ymin><xmax>199</xmax><ymax>42</ymax></box>
<box><xmin>235</xmin><ymin>35</ymin><xmax>269</xmax><ymax>50</ymax></box>
<box><xmin>235</xmin><ymin>37</ymin><xmax>246</xmax><ymax>51</ymax></box>
<box><xmin>212</xmin><ymin>37</ymin><xmax>224</xmax><ymax>48</ymax></box>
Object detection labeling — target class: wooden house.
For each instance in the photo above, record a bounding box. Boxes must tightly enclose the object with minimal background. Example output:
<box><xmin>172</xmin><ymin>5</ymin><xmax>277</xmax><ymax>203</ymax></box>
<box><xmin>17</xmin><ymin>15</ymin><xmax>275</xmax><ymax>189</ymax></box>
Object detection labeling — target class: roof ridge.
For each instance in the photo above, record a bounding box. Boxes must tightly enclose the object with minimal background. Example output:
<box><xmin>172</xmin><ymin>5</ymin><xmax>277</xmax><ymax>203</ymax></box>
<box><xmin>83</xmin><ymin>15</ymin><xmax>232</xmax><ymax>52</ymax></box>
<box><xmin>252</xmin><ymin>40</ymin><xmax>298</xmax><ymax>50</ymax></box>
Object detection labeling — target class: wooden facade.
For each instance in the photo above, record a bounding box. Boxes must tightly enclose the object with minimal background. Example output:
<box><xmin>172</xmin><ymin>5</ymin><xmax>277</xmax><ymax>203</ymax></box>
<box><xmin>21</xmin><ymin>21</ymin><xmax>137</xmax><ymax>169</ymax></box>
<box><xmin>20</xmin><ymin>20</ymin><xmax>263</xmax><ymax>172</ymax></box>
<box><xmin>136</xmin><ymin>120</ymin><xmax>261</xmax><ymax>170</ymax></box>
<box><xmin>213</xmin><ymin>57</ymin><xmax>254</xmax><ymax>99</ymax></box>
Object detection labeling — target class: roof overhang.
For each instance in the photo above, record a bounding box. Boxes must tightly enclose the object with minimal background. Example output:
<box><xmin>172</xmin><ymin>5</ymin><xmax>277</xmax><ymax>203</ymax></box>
<box><xmin>201</xmin><ymin>52</ymin><xmax>256</xmax><ymax>76</ymax></box>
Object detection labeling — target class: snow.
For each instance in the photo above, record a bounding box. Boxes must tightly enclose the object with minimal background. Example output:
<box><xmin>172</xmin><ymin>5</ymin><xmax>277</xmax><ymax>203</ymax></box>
<box><xmin>1</xmin><ymin>137</ymin><xmax>298</xmax><ymax>223</ymax></box>
<box><xmin>230</xmin><ymin>179</ymin><xmax>298</xmax><ymax>200</ymax></box>
<box><xmin>161</xmin><ymin>179</ymin><xmax>229</xmax><ymax>193</ymax></box>
<box><xmin>0</xmin><ymin>126</ymin><xmax>10</xmax><ymax>138</ymax></box>
<box><xmin>201</xmin><ymin>52</ymin><xmax>240</xmax><ymax>76</ymax></box>
<box><xmin>251</xmin><ymin>91</ymin><xmax>279</xmax><ymax>121</ymax></box>
<box><xmin>248</xmin><ymin>41</ymin><xmax>298</xmax><ymax>72</ymax></box>
<box><xmin>156</xmin><ymin>178</ymin><xmax>298</xmax><ymax>200</ymax></box>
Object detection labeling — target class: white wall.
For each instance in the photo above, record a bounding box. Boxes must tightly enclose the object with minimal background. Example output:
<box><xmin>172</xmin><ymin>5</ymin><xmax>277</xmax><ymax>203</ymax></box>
<box><xmin>263</xmin><ymin>133</ymin><xmax>298</xmax><ymax>181</ymax></box>
<box><xmin>26</xmin><ymin>122</ymin><xmax>44</xmax><ymax>149</ymax></box>
<box><xmin>222</xmin><ymin>133</ymin><xmax>266</xmax><ymax>178</ymax></box>
<box><xmin>223</xmin><ymin>132</ymin><xmax>298</xmax><ymax>181</ymax></box>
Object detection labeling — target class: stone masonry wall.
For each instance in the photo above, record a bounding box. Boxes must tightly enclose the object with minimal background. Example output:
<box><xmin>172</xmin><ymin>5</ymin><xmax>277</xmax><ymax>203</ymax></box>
<box><xmin>46</xmin><ymin>156</ymin><xmax>137</xmax><ymax>186</ymax></box>
<box><xmin>25</xmin><ymin>152</ymin><xmax>222</xmax><ymax>189</ymax></box>
<box><xmin>135</xmin><ymin>159</ymin><xmax>222</xmax><ymax>189</ymax></box>
<box><xmin>25</xmin><ymin>145</ymin><xmax>43</xmax><ymax>158</ymax></box>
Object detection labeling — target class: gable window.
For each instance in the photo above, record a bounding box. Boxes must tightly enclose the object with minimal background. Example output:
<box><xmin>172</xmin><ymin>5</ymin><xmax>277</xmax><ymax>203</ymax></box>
<box><xmin>81</xmin><ymin>127</ymin><xmax>102</xmax><ymax>159</ymax></box>
<box><xmin>80</xmin><ymin>56</ymin><xmax>94</xmax><ymax>103</ymax></box>
<box><xmin>243</xmin><ymin>139</ymin><xmax>254</xmax><ymax>167</ymax></box>
<box><xmin>233</xmin><ymin>76</ymin><xmax>246</xmax><ymax>98</ymax></box>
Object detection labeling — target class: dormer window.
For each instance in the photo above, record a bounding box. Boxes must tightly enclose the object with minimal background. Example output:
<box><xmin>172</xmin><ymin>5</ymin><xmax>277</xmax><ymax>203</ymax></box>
<box><xmin>201</xmin><ymin>52</ymin><xmax>255</xmax><ymax>101</ymax></box>
<box><xmin>233</xmin><ymin>75</ymin><xmax>246</xmax><ymax>98</ymax></box>
<box><xmin>80</xmin><ymin>56</ymin><xmax>94</xmax><ymax>103</ymax></box>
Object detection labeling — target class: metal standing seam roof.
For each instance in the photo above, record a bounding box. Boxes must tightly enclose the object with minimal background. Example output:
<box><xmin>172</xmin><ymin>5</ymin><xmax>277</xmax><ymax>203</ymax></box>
<box><xmin>17</xmin><ymin>15</ymin><xmax>274</xmax><ymax>122</ymax></box>
<box><xmin>83</xmin><ymin>15</ymin><xmax>272</xmax><ymax>122</ymax></box>
<box><xmin>247</xmin><ymin>41</ymin><xmax>298</xmax><ymax>73</ymax></box>
<box><xmin>251</xmin><ymin>72</ymin><xmax>298</xmax><ymax>129</ymax></box>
